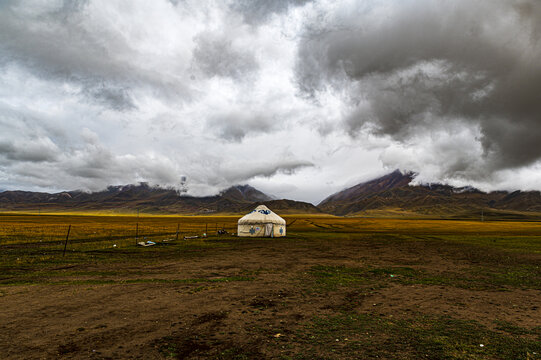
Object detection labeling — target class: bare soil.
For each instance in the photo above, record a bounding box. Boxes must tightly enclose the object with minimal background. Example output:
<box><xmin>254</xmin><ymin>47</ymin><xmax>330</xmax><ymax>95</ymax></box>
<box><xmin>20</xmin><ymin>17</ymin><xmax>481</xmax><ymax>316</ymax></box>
<box><xmin>1</xmin><ymin>230</ymin><xmax>540</xmax><ymax>359</ymax></box>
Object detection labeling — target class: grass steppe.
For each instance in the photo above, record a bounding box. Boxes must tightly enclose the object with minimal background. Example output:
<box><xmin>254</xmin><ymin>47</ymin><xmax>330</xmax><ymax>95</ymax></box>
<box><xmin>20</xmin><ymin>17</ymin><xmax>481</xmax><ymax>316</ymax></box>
<box><xmin>0</xmin><ymin>213</ymin><xmax>540</xmax><ymax>359</ymax></box>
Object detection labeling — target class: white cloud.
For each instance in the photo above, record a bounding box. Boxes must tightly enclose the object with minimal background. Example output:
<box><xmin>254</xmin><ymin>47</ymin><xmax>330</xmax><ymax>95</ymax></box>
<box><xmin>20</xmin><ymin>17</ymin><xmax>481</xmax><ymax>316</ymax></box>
<box><xmin>1</xmin><ymin>0</ymin><xmax>540</xmax><ymax>204</ymax></box>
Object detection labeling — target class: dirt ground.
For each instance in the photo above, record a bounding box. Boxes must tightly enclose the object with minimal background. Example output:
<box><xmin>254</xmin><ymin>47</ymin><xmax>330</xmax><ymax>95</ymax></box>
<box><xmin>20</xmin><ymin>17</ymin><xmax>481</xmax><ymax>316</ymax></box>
<box><xmin>0</xmin><ymin>219</ymin><xmax>540</xmax><ymax>359</ymax></box>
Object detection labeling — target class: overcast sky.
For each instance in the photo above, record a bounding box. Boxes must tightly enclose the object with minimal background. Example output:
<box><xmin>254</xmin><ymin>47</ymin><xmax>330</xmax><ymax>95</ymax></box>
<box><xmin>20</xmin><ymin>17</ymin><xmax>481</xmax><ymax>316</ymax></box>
<box><xmin>1</xmin><ymin>0</ymin><xmax>541</xmax><ymax>204</ymax></box>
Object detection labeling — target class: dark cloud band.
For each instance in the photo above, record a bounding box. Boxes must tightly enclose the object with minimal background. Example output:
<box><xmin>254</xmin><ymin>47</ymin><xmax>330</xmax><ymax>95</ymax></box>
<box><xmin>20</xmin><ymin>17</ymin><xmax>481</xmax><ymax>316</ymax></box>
<box><xmin>296</xmin><ymin>0</ymin><xmax>541</xmax><ymax>176</ymax></box>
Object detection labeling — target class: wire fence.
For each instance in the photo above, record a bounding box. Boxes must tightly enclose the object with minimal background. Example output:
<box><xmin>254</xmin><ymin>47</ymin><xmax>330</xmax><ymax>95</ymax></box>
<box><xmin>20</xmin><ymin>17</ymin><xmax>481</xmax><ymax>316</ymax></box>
<box><xmin>0</xmin><ymin>216</ymin><xmax>239</xmax><ymax>252</ymax></box>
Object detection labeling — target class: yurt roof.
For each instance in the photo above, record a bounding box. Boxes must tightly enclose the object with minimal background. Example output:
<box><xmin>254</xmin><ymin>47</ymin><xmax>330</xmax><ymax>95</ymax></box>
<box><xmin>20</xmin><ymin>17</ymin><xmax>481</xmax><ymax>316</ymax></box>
<box><xmin>238</xmin><ymin>205</ymin><xmax>286</xmax><ymax>225</ymax></box>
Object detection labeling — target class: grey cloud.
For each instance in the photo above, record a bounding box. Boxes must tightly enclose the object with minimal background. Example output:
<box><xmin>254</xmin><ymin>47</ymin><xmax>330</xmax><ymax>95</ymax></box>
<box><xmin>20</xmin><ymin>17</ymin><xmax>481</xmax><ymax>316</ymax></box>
<box><xmin>230</xmin><ymin>0</ymin><xmax>312</xmax><ymax>25</ymax></box>
<box><xmin>52</xmin><ymin>0</ymin><xmax>90</xmax><ymax>20</ymax></box>
<box><xmin>0</xmin><ymin>105</ymin><xmax>76</xmax><ymax>159</ymax></box>
<box><xmin>0</xmin><ymin>138</ymin><xmax>60</xmax><ymax>162</ymax></box>
<box><xmin>192</xmin><ymin>31</ymin><xmax>259</xmax><ymax>80</ymax></box>
<box><xmin>179</xmin><ymin>158</ymin><xmax>314</xmax><ymax>197</ymax></box>
<box><xmin>296</xmin><ymin>0</ymin><xmax>541</xmax><ymax>176</ymax></box>
<box><xmin>63</xmin><ymin>137</ymin><xmax>181</xmax><ymax>187</ymax></box>
<box><xmin>0</xmin><ymin>1</ymin><xmax>190</xmax><ymax>111</ymax></box>
<box><xmin>2</xmin><ymin>143</ymin><xmax>180</xmax><ymax>193</ymax></box>
<box><xmin>182</xmin><ymin>160</ymin><xmax>314</xmax><ymax>196</ymax></box>
<box><xmin>514</xmin><ymin>1</ymin><xmax>541</xmax><ymax>40</ymax></box>
<box><xmin>82</xmin><ymin>84</ymin><xmax>135</xmax><ymax>111</ymax></box>
<box><xmin>65</xmin><ymin>145</ymin><xmax>115</xmax><ymax>180</ymax></box>
<box><xmin>223</xmin><ymin>160</ymin><xmax>314</xmax><ymax>183</ymax></box>
<box><xmin>207</xmin><ymin>110</ymin><xmax>276</xmax><ymax>142</ymax></box>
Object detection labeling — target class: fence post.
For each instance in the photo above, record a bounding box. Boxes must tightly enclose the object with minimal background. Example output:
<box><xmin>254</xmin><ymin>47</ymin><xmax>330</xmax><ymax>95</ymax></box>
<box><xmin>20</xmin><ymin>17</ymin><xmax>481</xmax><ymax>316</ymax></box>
<box><xmin>62</xmin><ymin>225</ymin><xmax>71</xmax><ymax>257</ymax></box>
<box><xmin>175</xmin><ymin>223</ymin><xmax>180</xmax><ymax>241</ymax></box>
<box><xmin>135</xmin><ymin>222</ymin><xmax>139</xmax><ymax>245</ymax></box>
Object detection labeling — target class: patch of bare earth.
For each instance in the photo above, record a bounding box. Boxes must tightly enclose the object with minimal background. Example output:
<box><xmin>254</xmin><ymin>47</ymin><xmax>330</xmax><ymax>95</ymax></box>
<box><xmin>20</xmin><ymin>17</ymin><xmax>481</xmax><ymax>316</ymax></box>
<box><xmin>0</xmin><ymin>237</ymin><xmax>539</xmax><ymax>359</ymax></box>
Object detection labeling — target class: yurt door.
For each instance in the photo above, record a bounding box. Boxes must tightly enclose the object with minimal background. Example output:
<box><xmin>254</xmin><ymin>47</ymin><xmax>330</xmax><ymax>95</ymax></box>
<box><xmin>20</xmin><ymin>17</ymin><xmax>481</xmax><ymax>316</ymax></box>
<box><xmin>264</xmin><ymin>223</ymin><xmax>273</xmax><ymax>236</ymax></box>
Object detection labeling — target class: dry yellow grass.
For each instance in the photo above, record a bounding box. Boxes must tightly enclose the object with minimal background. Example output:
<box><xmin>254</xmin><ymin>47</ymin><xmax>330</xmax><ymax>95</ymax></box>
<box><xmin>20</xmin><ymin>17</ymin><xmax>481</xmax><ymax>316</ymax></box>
<box><xmin>0</xmin><ymin>212</ymin><xmax>238</xmax><ymax>249</ymax></box>
<box><xmin>1</xmin><ymin>212</ymin><xmax>540</xmax><ymax>251</ymax></box>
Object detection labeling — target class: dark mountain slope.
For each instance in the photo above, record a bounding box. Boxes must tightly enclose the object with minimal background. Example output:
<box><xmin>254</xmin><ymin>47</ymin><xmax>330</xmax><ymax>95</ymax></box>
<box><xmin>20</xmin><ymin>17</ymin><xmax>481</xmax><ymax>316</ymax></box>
<box><xmin>0</xmin><ymin>184</ymin><xmax>312</xmax><ymax>214</ymax></box>
<box><xmin>319</xmin><ymin>170</ymin><xmax>541</xmax><ymax>216</ymax></box>
<box><xmin>320</xmin><ymin>170</ymin><xmax>414</xmax><ymax>205</ymax></box>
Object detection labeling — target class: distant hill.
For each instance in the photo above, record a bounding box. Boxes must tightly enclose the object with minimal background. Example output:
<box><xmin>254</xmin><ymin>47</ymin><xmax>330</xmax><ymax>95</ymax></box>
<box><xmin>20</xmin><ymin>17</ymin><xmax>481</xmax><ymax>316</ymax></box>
<box><xmin>319</xmin><ymin>170</ymin><xmax>541</xmax><ymax>217</ymax></box>
<box><xmin>0</xmin><ymin>184</ymin><xmax>317</xmax><ymax>214</ymax></box>
<box><xmin>3</xmin><ymin>172</ymin><xmax>541</xmax><ymax>218</ymax></box>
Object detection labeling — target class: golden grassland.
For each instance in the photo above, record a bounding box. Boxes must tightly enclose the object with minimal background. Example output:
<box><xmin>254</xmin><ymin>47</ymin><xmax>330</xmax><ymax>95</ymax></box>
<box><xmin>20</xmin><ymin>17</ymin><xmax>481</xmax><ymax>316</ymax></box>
<box><xmin>1</xmin><ymin>211</ymin><xmax>540</xmax><ymax>252</ymax></box>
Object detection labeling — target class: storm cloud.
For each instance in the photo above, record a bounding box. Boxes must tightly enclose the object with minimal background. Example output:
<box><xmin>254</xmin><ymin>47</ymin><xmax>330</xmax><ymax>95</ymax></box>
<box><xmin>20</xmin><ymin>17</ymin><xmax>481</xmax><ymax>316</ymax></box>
<box><xmin>296</xmin><ymin>0</ymin><xmax>541</xmax><ymax>180</ymax></box>
<box><xmin>1</xmin><ymin>0</ymin><xmax>541</xmax><ymax>203</ymax></box>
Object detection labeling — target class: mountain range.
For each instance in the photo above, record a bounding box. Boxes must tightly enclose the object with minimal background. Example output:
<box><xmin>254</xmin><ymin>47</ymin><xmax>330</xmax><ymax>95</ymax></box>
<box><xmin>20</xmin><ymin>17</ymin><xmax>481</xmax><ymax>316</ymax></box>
<box><xmin>318</xmin><ymin>170</ymin><xmax>541</xmax><ymax>218</ymax></box>
<box><xmin>1</xmin><ymin>170</ymin><xmax>540</xmax><ymax>218</ymax></box>
<box><xmin>0</xmin><ymin>183</ymin><xmax>321</xmax><ymax>214</ymax></box>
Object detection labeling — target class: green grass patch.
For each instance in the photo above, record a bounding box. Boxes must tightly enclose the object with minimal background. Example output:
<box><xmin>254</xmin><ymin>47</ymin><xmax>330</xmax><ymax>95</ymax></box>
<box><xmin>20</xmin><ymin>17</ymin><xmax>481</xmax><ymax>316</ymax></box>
<box><xmin>293</xmin><ymin>313</ymin><xmax>541</xmax><ymax>359</ymax></box>
<box><xmin>0</xmin><ymin>276</ymin><xmax>254</xmax><ymax>287</ymax></box>
<box><xmin>307</xmin><ymin>264</ymin><xmax>541</xmax><ymax>291</ymax></box>
<box><xmin>471</xmin><ymin>265</ymin><xmax>541</xmax><ymax>290</ymax></box>
<box><xmin>434</xmin><ymin>235</ymin><xmax>541</xmax><ymax>254</ymax></box>
<box><xmin>494</xmin><ymin>320</ymin><xmax>541</xmax><ymax>339</ymax></box>
<box><xmin>308</xmin><ymin>265</ymin><xmax>371</xmax><ymax>290</ymax></box>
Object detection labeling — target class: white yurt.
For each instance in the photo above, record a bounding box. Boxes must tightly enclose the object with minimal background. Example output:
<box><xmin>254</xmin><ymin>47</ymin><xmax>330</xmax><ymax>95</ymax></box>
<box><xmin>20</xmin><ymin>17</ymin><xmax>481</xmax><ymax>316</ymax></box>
<box><xmin>237</xmin><ymin>205</ymin><xmax>286</xmax><ymax>237</ymax></box>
